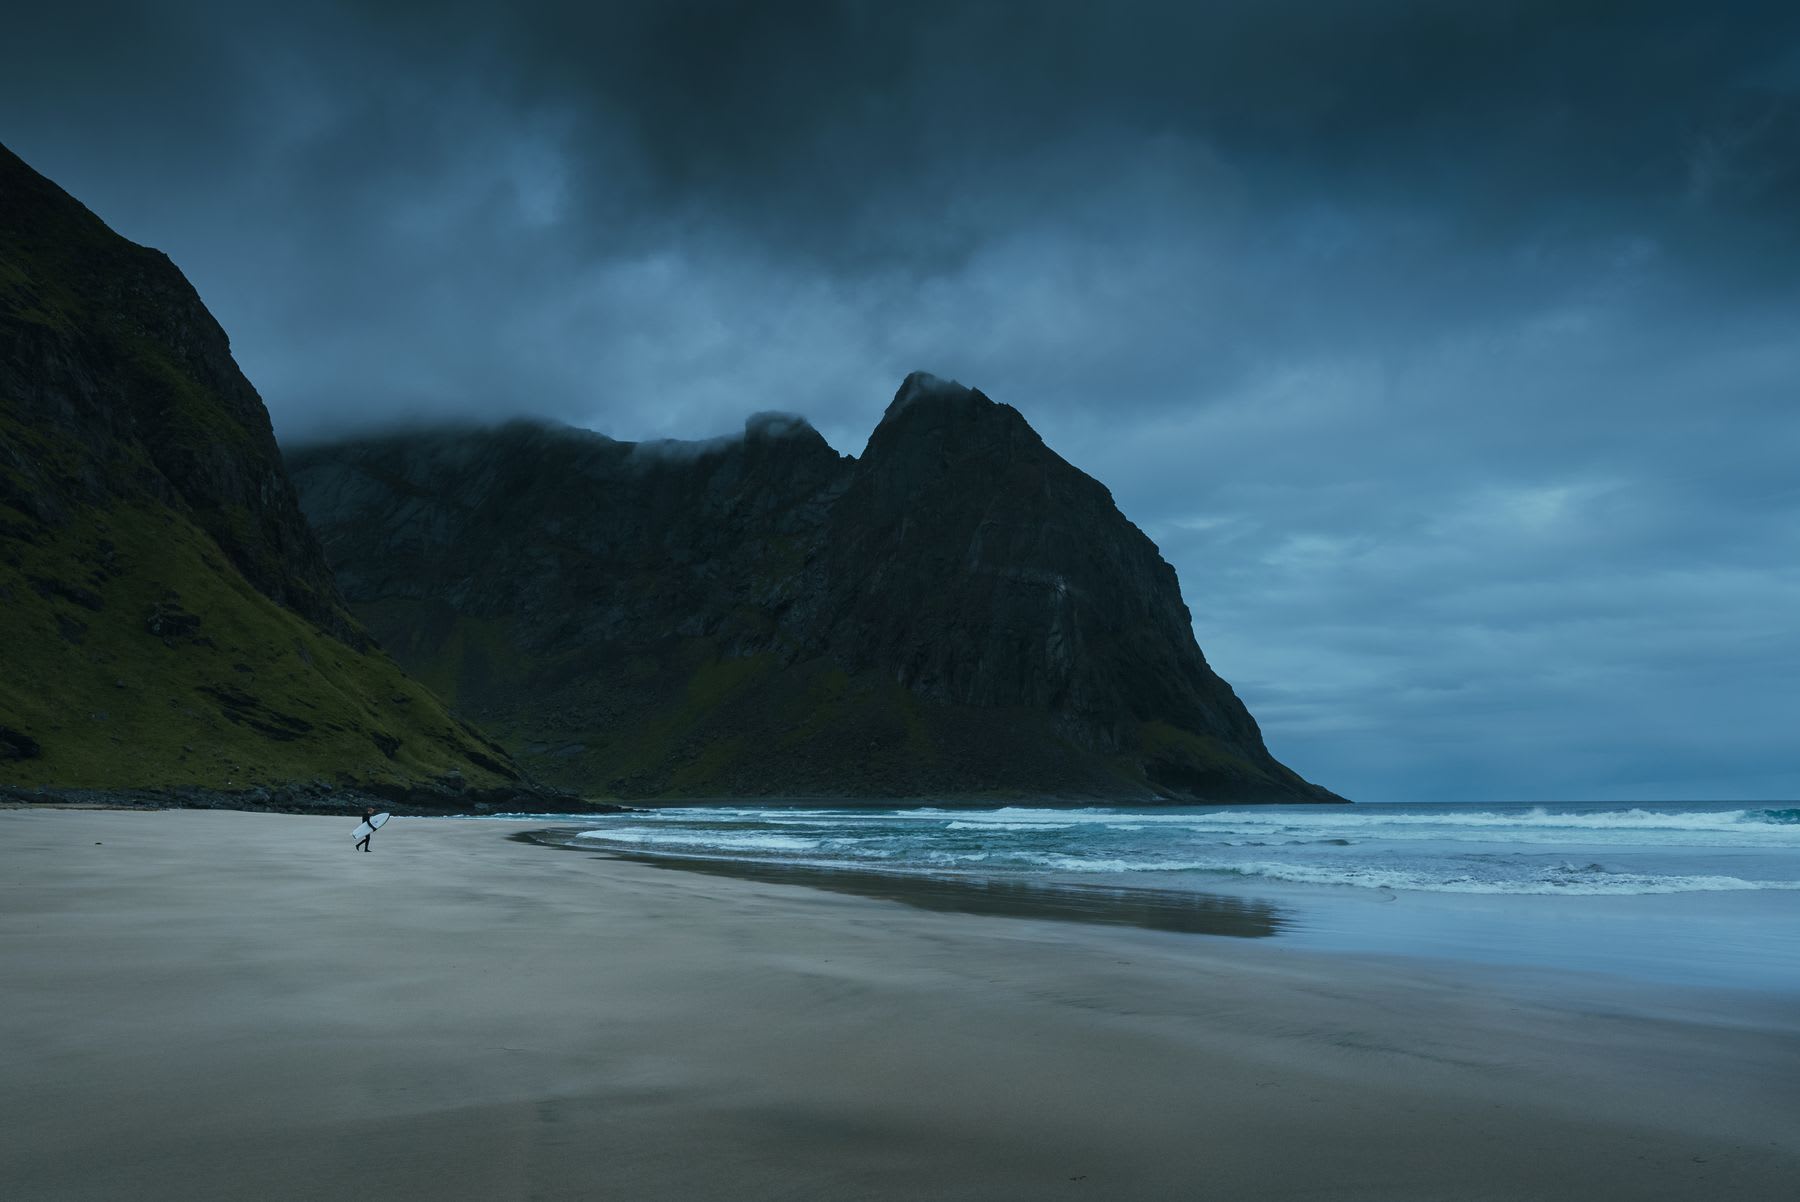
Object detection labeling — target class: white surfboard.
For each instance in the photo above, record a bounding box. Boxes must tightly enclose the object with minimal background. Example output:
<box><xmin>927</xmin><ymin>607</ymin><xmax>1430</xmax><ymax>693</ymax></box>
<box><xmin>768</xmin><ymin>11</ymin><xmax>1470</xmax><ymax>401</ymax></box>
<box><xmin>352</xmin><ymin>812</ymin><xmax>392</xmax><ymax>842</ymax></box>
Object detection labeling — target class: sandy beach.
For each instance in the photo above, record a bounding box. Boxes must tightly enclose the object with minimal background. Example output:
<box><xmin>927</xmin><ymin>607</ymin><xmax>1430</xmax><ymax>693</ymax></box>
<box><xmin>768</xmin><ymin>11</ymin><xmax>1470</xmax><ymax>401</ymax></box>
<box><xmin>3</xmin><ymin>808</ymin><xmax>1796</xmax><ymax>1201</ymax></box>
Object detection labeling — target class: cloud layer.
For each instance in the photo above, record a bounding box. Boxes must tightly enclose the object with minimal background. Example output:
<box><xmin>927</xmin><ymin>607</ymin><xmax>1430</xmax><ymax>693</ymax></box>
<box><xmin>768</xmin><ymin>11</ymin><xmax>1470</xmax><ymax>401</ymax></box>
<box><xmin>6</xmin><ymin>1</ymin><xmax>1797</xmax><ymax>799</ymax></box>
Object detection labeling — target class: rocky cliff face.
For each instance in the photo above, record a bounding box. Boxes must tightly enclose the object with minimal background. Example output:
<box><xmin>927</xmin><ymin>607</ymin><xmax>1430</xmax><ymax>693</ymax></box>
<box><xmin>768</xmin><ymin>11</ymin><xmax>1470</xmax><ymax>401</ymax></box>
<box><xmin>0</xmin><ymin>143</ymin><xmax>534</xmax><ymax>796</ymax></box>
<box><xmin>290</xmin><ymin>374</ymin><xmax>1341</xmax><ymax>802</ymax></box>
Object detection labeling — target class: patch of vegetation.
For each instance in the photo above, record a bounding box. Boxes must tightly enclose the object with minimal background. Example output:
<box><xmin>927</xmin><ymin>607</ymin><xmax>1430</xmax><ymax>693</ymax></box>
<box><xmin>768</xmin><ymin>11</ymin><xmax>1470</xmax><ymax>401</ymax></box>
<box><xmin>121</xmin><ymin>332</ymin><xmax>254</xmax><ymax>454</ymax></box>
<box><xmin>360</xmin><ymin>604</ymin><xmax>1174</xmax><ymax>800</ymax></box>
<box><xmin>354</xmin><ymin>598</ymin><xmax>524</xmax><ymax>708</ymax></box>
<box><xmin>1</xmin><ymin>145</ymin><xmax>532</xmax><ymax>794</ymax></box>
<box><xmin>1134</xmin><ymin>719</ymin><xmax>1283</xmax><ymax>796</ymax></box>
<box><xmin>0</xmin><ymin>502</ymin><xmax>512</xmax><ymax>790</ymax></box>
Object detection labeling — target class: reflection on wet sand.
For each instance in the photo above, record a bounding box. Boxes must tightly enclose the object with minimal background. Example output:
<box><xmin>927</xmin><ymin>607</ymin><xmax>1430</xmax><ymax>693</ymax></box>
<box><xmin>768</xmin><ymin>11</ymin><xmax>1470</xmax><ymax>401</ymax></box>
<box><xmin>517</xmin><ymin>828</ymin><xmax>1287</xmax><ymax>938</ymax></box>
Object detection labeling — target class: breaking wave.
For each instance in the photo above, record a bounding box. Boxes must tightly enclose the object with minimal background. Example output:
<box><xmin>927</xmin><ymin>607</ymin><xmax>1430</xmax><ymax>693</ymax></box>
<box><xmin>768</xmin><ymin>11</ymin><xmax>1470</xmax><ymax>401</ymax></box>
<box><xmin>560</xmin><ymin>801</ymin><xmax>1800</xmax><ymax>898</ymax></box>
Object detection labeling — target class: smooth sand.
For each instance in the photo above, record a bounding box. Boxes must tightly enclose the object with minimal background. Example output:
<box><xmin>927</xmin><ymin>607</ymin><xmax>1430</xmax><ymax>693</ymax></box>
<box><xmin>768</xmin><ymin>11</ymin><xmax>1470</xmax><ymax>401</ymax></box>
<box><xmin>3</xmin><ymin>809</ymin><xmax>1796</xmax><ymax>1201</ymax></box>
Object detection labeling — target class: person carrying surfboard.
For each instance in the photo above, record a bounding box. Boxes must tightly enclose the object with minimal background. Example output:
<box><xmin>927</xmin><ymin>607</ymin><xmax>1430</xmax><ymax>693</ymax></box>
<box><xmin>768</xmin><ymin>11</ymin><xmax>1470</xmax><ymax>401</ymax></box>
<box><xmin>355</xmin><ymin>807</ymin><xmax>376</xmax><ymax>853</ymax></box>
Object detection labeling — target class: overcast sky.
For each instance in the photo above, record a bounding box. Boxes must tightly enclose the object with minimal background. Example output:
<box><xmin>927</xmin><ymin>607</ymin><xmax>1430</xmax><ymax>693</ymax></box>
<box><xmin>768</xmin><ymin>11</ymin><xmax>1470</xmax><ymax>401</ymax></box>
<box><xmin>6</xmin><ymin>1</ymin><xmax>1797</xmax><ymax>801</ymax></box>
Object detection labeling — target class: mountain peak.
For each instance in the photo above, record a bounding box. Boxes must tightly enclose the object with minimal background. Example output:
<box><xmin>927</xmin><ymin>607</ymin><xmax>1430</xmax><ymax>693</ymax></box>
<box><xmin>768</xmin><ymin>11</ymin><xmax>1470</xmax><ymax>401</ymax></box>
<box><xmin>863</xmin><ymin>372</ymin><xmax>1040</xmax><ymax>470</ymax></box>
<box><xmin>743</xmin><ymin>410</ymin><xmax>827</xmax><ymax>449</ymax></box>
<box><xmin>890</xmin><ymin>370</ymin><xmax>974</xmax><ymax>410</ymax></box>
<box><xmin>882</xmin><ymin>371</ymin><xmax>1015</xmax><ymax>427</ymax></box>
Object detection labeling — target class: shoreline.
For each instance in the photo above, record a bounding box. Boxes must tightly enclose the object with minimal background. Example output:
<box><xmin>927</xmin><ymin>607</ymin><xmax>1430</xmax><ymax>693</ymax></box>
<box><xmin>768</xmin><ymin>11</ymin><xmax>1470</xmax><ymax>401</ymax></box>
<box><xmin>0</xmin><ymin>787</ymin><xmax>1349</xmax><ymax>817</ymax></box>
<box><xmin>530</xmin><ymin>825</ymin><xmax>1800</xmax><ymax>1000</ymax></box>
<box><xmin>0</xmin><ymin>783</ymin><xmax>628</xmax><ymax>819</ymax></box>
<box><xmin>5</xmin><ymin>808</ymin><xmax>1796</xmax><ymax>1200</ymax></box>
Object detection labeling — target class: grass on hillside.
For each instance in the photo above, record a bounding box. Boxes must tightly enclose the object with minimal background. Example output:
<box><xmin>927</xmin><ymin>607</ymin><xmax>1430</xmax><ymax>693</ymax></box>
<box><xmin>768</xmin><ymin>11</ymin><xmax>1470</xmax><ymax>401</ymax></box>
<box><xmin>0</xmin><ymin>498</ymin><xmax>512</xmax><ymax>790</ymax></box>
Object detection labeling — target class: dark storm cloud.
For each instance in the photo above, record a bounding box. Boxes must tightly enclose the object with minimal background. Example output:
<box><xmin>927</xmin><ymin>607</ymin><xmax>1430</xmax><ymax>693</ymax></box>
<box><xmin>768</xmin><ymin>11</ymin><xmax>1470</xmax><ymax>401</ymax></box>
<box><xmin>4</xmin><ymin>1</ymin><xmax>1797</xmax><ymax>799</ymax></box>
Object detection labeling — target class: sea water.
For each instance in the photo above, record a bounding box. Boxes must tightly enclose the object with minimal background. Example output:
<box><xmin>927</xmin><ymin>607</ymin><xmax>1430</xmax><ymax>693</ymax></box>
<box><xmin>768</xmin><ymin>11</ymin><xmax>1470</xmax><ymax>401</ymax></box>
<box><xmin>550</xmin><ymin>801</ymin><xmax>1800</xmax><ymax>992</ymax></box>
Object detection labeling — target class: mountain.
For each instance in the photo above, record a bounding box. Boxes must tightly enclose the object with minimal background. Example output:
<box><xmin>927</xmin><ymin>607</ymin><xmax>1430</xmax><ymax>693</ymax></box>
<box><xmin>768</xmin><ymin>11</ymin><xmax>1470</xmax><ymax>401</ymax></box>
<box><xmin>0</xmin><ymin>142</ymin><xmax>540</xmax><ymax>801</ymax></box>
<box><xmin>289</xmin><ymin>374</ymin><xmax>1342</xmax><ymax>803</ymax></box>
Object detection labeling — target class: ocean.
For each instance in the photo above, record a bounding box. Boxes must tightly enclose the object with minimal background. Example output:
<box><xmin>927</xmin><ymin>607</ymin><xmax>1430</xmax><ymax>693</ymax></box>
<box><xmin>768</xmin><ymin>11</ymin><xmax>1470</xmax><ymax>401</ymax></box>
<box><xmin>530</xmin><ymin>801</ymin><xmax>1800</xmax><ymax>993</ymax></box>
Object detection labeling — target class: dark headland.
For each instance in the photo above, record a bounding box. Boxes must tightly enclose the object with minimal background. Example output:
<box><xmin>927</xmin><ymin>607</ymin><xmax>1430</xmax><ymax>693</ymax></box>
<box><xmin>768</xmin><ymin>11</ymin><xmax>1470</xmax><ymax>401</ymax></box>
<box><xmin>2</xmin><ymin>141</ymin><xmax>1336</xmax><ymax>808</ymax></box>
<box><xmin>288</xmin><ymin>381</ymin><xmax>1341</xmax><ymax>803</ymax></box>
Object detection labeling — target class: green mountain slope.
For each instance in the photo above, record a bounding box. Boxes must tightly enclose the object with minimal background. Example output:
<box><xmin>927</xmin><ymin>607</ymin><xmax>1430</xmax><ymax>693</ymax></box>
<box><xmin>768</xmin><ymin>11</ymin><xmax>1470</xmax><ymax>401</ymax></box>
<box><xmin>0</xmin><ymin>143</ymin><xmax>521</xmax><ymax>793</ymax></box>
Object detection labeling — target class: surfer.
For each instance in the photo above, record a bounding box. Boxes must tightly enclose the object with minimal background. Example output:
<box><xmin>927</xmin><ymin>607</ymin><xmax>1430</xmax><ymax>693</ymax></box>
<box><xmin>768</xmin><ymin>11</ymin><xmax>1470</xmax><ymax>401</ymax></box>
<box><xmin>356</xmin><ymin>806</ymin><xmax>376</xmax><ymax>853</ymax></box>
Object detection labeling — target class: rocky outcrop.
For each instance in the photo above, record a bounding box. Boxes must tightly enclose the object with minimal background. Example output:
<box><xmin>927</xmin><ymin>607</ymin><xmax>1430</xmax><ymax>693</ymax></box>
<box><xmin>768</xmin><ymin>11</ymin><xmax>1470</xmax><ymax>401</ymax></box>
<box><xmin>290</xmin><ymin>374</ymin><xmax>1342</xmax><ymax>803</ymax></box>
<box><xmin>0</xmin><ymin>142</ymin><xmax>567</xmax><ymax>803</ymax></box>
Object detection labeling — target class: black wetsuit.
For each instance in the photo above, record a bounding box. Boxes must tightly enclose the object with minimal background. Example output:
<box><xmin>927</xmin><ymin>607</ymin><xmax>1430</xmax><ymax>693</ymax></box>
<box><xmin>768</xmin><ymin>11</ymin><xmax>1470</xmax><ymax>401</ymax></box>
<box><xmin>357</xmin><ymin>814</ymin><xmax>374</xmax><ymax>852</ymax></box>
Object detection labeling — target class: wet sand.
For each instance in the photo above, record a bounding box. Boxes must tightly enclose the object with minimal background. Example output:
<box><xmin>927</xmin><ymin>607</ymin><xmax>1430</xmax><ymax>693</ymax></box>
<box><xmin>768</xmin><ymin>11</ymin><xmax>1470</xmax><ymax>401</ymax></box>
<box><xmin>3</xmin><ymin>808</ymin><xmax>1796</xmax><ymax>1201</ymax></box>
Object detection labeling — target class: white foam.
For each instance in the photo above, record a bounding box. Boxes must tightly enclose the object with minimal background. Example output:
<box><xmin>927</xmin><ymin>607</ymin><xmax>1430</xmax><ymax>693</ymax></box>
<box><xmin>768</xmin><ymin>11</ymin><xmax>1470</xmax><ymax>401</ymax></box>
<box><xmin>1169</xmin><ymin>806</ymin><xmax>1795</xmax><ymax>832</ymax></box>
<box><xmin>908</xmin><ymin>806</ymin><xmax>1800</xmax><ymax>848</ymax></box>
<box><xmin>943</xmin><ymin>820</ymin><xmax>1073</xmax><ymax>832</ymax></box>
<box><xmin>1010</xmin><ymin>854</ymin><xmax>1216</xmax><ymax>874</ymax></box>
<box><xmin>561</xmin><ymin>804</ymin><xmax>1800</xmax><ymax>896</ymax></box>
<box><xmin>1214</xmin><ymin>861</ymin><xmax>1800</xmax><ymax>896</ymax></box>
<box><xmin>901</xmin><ymin>804</ymin><xmax>1797</xmax><ymax>832</ymax></box>
<box><xmin>575</xmin><ymin>827</ymin><xmax>822</xmax><ymax>852</ymax></box>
